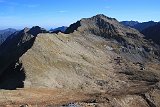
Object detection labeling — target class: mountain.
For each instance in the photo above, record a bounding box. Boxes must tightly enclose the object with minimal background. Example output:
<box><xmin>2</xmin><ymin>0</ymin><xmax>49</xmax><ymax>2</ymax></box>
<box><xmin>0</xmin><ymin>15</ymin><xmax>160</xmax><ymax>106</ymax></box>
<box><xmin>121</xmin><ymin>21</ymin><xmax>139</xmax><ymax>27</ymax></box>
<box><xmin>0</xmin><ymin>28</ymin><xmax>16</xmax><ymax>34</ymax></box>
<box><xmin>134</xmin><ymin>21</ymin><xmax>158</xmax><ymax>31</ymax></box>
<box><xmin>0</xmin><ymin>28</ymin><xmax>17</xmax><ymax>45</ymax></box>
<box><xmin>0</xmin><ymin>26</ymin><xmax>49</xmax><ymax>89</ymax></box>
<box><xmin>50</xmin><ymin>26</ymin><xmax>68</xmax><ymax>33</ymax></box>
<box><xmin>121</xmin><ymin>21</ymin><xmax>160</xmax><ymax>45</ymax></box>
<box><xmin>142</xmin><ymin>22</ymin><xmax>160</xmax><ymax>45</ymax></box>
<box><xmin>121</xmin><ymin>21</ymin><xmax>158</xmax><ymax>31</ymax></box>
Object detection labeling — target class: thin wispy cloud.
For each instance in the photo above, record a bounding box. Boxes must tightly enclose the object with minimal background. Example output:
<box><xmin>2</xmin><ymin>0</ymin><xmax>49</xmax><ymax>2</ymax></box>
<box><xmin>105</xmin><ymin>6</ymin><xmax>111</xmax><ymax>9</ymax></box>
<box><xmin>0</xmin><ymin>0</ymin><xmax>18</xmax><ymax>5</ymax></box>
<box><xmin>58</xmin><ymin>10</ymin><xmax>67</xmax><ymax>13</ymax></box>
<box><xmin>0</xmin><ymin>0</ymin><xmax>159</xmax><ymax>29</ymax></box>
<box><xmin>0</xmin><ymin>1</ymin><xmax>19</xmax><ymax>8</ymax></box>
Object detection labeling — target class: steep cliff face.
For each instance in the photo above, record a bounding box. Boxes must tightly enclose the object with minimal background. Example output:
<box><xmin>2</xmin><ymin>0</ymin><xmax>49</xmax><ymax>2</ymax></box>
<box><xmin>0</xmin><ymin>15</ymin><xmax>160</xmax><ymax>106</ymax></box>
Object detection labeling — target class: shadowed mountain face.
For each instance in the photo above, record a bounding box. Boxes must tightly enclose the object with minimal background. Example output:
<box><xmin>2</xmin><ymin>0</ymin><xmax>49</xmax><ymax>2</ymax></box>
<box><xmin>142</xmin><ymin>23</ymin><xmax>160</xmax><ymax>45</ymax></box>
<box><xmin>0</xmin><ymin>14</ymin><xmax>160</xmax><ymax>106</ymax></box>
<box><xmin>134</xmin><ymin>21</ymin><xmax>158</xmax><ymax>31</ymax></box>
<box><xmin>121</xmin><ymin>21</ymin><xmax>160</xmax><ymax>46</ymax></box>
<box><xmin>0</xmin><ymin>28</ymin><xmax>17</xmax><ymax>45</ymax></box>
<box><xmin>0</xmin><ymin>60</ymin><xmax>25</xmax><ymax>90</ymax></box>
<box><xmin>0</xmin><ymin>26</ymin><xmax>48</xmax><ymax>89</ymax></box>
<box><xmin>121</xmin><ymin>21</ymin><xmax>158</xmax><ymax>31</ymax></box>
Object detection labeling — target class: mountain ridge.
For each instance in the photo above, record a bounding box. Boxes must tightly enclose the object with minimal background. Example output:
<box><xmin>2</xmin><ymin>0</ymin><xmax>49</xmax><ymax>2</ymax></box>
<box><xmin>50</xmin><ymin>26</ymin><xmax>68</xmax><ymax>33</ymax></box>
<box><xmin>0</xmin><ymin>14</ymin><xmax>160</xmax><ymax>106</ymax></box>
<box><xmin>121</xmin><ymin>21</ymin><xmax>158</xmax><ymax>31</ymax></box>
<box><xmin>0</xmin><ymin>26</ymin><xmax>48</xmax><ymax>77</ymax></box>
<box><xmin>0</xmin><ymin>28</ymin><xmax>17</xmax><ymax>45</ymax></box>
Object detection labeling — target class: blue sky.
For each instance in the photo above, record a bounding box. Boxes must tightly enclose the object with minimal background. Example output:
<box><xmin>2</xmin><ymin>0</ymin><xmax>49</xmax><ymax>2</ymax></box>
<box><xmin>0</xmin><ymin>0</ymin><xmax>160</xmax><ymax>29</ymax></box>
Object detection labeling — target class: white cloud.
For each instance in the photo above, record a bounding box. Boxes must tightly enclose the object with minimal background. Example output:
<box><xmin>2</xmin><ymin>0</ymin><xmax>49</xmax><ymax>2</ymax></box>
<box><xmin>105</xmin><ymin>6</ymin><xmax>111</xmax><ymax>9</ymax></box>
<box><xmin>58</xmin><ymin>10</ymin><xmax>67</xmax><ymax>13</ymax></box>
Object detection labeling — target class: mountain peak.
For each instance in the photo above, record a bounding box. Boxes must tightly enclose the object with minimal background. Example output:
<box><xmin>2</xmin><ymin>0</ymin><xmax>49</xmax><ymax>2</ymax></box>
<box><xmin>92</xmin><ymin>14</ymin><xmax>117</xmax><ymax>21</ymax></box>
<box><xmin>65</xmin><ymin>14</ymin><xmax>141</xmax><ymax>39</ymax></box>
<box><xmin>93</xmin><ymin>14</ymin><xmax>107</xmax><ymax>18</ymax></box>
<box><xmin>25</xmin><ymin>26</ymin><xmax>48</xmax><ymax>36</ymax></box>
<box><xmin>65</xmin><ymin>14</ymin><xmax>117</xmax><ymax>34</ymax></box>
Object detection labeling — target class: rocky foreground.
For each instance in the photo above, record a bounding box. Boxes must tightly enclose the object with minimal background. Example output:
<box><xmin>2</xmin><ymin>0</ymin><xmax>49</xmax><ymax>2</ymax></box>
<box><xmin>0</xmin><ymin>14</ymin><xmax>160</xmax><ymax>107</ymax></box>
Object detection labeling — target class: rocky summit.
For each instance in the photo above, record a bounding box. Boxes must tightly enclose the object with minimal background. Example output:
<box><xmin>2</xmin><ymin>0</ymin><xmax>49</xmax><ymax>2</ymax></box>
<box><xmin>0</xmin><ymin>14</ymin><xmax>160</xmax><ymax>107</ymax></box>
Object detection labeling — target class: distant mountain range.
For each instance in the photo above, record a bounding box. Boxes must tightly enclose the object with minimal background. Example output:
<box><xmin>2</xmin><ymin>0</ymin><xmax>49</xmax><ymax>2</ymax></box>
<box><xmin>50</xmin><ymin>26</ymin><xmax>68</xmax><ymax>33</ymax></box>
<box><xmin>121</xmin><ymin>21</ymin><xmax>158</xmax><ymax>31</ymax></box>
<box><xmin>121</xmin><ymin>21</ymin><xmax>160</xmax><ymax>45</ymax></box>
<box><xmin>121</xmin><ymin>21</ymin><xmax>139</xmax><ymax>27</ymax></box>
<box><xmin>1</xmin><ymin>21</ymin><xmax>159</xmax><ymax>47</ymax></box>
<box><xmin>0</xmin><ymin>28</ymin><xmax>17</xmax><ymax>45</ymax></box>
<box><xmin>0</xmin><ymin>26</ymin><xmax>68</xmax><ymax>45</ymax></box>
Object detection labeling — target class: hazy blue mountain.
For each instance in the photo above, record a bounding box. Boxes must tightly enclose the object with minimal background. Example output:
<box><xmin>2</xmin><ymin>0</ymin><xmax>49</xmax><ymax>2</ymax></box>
<box><xmin>50</xmin><ymin>26</ymin><xmax>68</xmax><ymax>33</ymax></box>
<box><xmin>121</xmin><ymin>21</ymin><xmax>139</xmax><ymax>27</ymax></box>
<box><xmin>134</xmin><ymin>21</ymin><xmax>158</xmax><ymax>31</ymax></box>
<box><xmin>0</xmin><ymin>28</ymin><xmax>16</xmax><ymax>34</ymax></box>
<box><xmin>0</xmin><ymin>28</ymin><xmax>17</xmax><ymax>45</ymax></box>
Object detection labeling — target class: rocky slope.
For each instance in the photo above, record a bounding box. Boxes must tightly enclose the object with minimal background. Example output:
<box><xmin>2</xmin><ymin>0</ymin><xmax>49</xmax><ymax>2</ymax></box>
<box><xmin>0</xmin><ymin>14</ymin><xmax>160</xmax><ymax>106</ymax></box>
